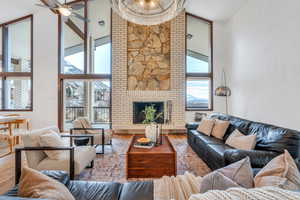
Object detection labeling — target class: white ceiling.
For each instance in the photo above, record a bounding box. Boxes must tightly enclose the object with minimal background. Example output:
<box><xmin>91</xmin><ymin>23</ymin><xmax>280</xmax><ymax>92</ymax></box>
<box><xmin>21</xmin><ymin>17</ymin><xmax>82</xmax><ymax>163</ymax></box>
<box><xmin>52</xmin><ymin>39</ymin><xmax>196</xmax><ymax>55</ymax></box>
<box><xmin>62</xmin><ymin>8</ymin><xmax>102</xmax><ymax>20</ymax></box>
<box><xmin>0</xmin><ymin>0</ymin><xmax>40</xmax><ymax>24</ymax></box>
<box><xmin>185</xmin><ymin>0</ymin><xmax>247</xmax><ymax>21</ymax></box>
<box><xmin>0</xmin><ymin>0</ymin><xmax>248</xmax><ymax>24</ymax></box>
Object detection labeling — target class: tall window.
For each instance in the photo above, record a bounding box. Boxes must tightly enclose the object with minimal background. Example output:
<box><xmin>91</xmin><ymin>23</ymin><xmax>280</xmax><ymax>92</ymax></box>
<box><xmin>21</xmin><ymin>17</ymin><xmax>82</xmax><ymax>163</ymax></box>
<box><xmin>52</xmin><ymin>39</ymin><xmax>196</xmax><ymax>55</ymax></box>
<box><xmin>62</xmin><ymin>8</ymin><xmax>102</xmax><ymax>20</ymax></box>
<box><xmin>186</xmin><ymin>14</ymin><xmax>213</xmax><ymax>111</ymax></box>
<box><xmin>0</xmin><ymin>15</ymin><xmax>33</xmax><ymax>111</ymax></box>
<box><xmin>59</xmin><ymin>0</ymin><xmax>111</xmax><ymax>131</ymax></box>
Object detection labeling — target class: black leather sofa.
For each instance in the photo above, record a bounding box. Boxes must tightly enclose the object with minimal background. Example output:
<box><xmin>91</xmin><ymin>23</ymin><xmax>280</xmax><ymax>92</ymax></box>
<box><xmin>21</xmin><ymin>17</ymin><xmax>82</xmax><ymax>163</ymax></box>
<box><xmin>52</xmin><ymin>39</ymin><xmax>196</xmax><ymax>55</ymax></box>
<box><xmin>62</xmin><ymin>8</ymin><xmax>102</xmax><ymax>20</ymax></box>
<box><xmin>2</xmin><ymin>171</ymin><xmax>153</xmax><ymax>200</ymax></box>
<box><xmin>187</xmin><ymin>113</ymin><xmax>300</xmax><ymax>170</ymax></box>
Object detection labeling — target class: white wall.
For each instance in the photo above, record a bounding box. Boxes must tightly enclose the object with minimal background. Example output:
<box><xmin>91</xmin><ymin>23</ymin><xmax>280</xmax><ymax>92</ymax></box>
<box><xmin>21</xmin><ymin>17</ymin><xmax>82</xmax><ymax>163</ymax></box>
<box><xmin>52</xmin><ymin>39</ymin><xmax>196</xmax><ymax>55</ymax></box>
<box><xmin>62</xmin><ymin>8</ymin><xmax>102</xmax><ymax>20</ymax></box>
<box><xmin>0</xmin><ymin>9</ymin><xmax>59</xmax><ymax>130</ymax></box>
<box><xmin>227</xmin><ymin>0</ymin><xmax>300</xmax><ymax>130</ymax></box>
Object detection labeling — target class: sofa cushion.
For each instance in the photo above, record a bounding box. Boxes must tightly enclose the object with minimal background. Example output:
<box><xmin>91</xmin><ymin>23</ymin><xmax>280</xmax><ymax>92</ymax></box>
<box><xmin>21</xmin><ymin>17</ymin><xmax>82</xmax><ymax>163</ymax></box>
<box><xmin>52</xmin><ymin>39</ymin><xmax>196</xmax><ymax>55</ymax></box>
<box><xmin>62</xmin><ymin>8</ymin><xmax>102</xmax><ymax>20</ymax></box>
<box><xmin>68</xmin><ymin>181</ymin><xmax>121</xmax><ymax>200</ymax></box>
<box><xmin>22</xmin><ymin>126</ymin><xmax>61</xmax><ymax>168</ymax></box>
<box><xmin>209</xmin><ymin>113</ymin><xmax>251</xmax><ymax>140</ymax></box>
<box><xmin>207</xmin><ymin>144</ymin><xmax>233</xmax><ymax>159</ymax></box>
<box><xmin>37</xmin><ymin>146</ymin><xmax>96</xmax><ymax>175</ymax></box>
<box><xmin>195</xmin><ymin>132</ymin><xmax>224</xmax><ymax>145</ymax></box>
<box><xmin>40</xmin><ymin>170</ymin><xmax>70</xmax><ymax>186</ymax></box>
<box><xmin>119</xmin><ymin>181</ymin><xmax>153</xmax><ymax>200</ymax></box>
<box><xmin>39</xmin><ymin>131</ymin><xmax>68</xmax><ymax>160</ymax></box>
<box><xmin>200</xmin><ymin>171</ymin><xmax>240</xmax><ymax>193</ymax></box>
<box><xmin>197</xmin><ymin>118</ymin><xmax>215</xmax><ymax>136</ymax></box>
<box><xmin>200</xmin><ymin>157</ymin><xmax>253</xmax><ymax>193</ymax></box>
<box><xmin>225</xmin><ymin>129</ymin><xmax>256</xmax><ymax>151</ymax></box>
<box><xmin>211</xmin><ymin>120</ymin><xmax>230</xmax><ymax>139</ymax></box>
<box><xmin>217</xmin><ymin>157</ymin><xmax>253</xmax><ymax>188</ymax></box>
<box><xmin>18</xmin><ymin>167</ymin><xmax>75</xmax><ymax>200</ymax></box>
<box><xmin>254</xmin><ymin>150</ymin><xmax>300</xmax><ymax>190</ymax></box>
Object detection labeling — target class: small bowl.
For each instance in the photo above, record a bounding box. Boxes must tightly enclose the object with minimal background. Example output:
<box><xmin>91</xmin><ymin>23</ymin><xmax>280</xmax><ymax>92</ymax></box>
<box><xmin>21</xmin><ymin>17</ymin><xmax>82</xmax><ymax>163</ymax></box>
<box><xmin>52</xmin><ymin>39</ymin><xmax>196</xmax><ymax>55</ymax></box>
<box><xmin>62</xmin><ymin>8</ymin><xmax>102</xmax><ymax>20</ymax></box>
<box><xmin>137</xmin><ymin>137</ymin><xmax>151</xmax><ymax>144</ymax></box>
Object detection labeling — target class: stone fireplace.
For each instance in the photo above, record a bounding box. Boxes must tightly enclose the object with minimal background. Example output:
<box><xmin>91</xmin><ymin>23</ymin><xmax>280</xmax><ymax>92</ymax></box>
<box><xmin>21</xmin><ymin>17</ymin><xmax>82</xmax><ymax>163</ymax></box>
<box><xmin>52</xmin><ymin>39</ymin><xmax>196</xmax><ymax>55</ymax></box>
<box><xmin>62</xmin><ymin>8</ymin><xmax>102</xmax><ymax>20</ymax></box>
<box><xmin>111</xmin><ymin>11</ymin><xmax>186</xmax><ymax>132</ymax></box>
<box><xmin>133</xmin><ymin>102</ymin><xmax>164</xmax><ymax>124</ymax></box>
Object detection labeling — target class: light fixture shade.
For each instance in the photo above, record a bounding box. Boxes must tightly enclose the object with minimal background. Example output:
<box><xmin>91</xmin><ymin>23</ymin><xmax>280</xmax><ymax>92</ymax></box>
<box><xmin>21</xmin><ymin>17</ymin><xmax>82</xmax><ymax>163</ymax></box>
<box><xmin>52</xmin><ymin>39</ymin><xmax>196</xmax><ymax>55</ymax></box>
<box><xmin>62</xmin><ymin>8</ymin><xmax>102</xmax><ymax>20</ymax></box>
<box><xmin>215</xmin><ymin>86</ymin><xmax>231</xmax><ymax>97</ymax></box>
<box><xmin>111</xmin><ymin>0</ymin><xmax>186</xmax><ymax>25</ymax></box>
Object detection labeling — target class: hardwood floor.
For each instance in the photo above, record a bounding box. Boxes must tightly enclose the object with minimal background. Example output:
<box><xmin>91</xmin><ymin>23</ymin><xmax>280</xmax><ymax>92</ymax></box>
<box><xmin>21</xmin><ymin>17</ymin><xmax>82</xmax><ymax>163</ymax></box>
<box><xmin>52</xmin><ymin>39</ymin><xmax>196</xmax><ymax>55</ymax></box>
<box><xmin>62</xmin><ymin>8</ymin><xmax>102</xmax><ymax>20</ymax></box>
<box><xmin>0</xmin><ymin>134</ymin><xmax>211</xmax><ymax>195</ymax></box>
<box><xmin>0</xmin><ymin>154</ymin><xmax>16</xmax><ymax>195</ymax></box>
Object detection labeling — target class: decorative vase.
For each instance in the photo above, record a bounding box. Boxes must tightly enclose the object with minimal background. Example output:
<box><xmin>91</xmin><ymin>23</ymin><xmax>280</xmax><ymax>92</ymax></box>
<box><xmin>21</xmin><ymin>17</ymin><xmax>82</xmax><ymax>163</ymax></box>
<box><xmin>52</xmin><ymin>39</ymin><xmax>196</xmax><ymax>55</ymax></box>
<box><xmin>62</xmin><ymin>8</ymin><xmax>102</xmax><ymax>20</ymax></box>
<box><xmin>145</xmin><ymin>123</ymin><xmax>157</xmax><ymax>143</ymax></box>
<box><xmin>155</xmin><ymin>124</ymin><xmax>162</xmax><ymax>146</ymax></box>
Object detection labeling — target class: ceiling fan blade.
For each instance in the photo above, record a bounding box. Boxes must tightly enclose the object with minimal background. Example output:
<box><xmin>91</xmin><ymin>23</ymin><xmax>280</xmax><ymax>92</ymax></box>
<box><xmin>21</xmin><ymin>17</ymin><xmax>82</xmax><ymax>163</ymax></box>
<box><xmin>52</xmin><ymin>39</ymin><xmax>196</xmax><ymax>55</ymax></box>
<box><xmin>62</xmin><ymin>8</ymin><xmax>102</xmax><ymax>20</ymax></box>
<box><xmin>35</xmin><ymin>3</ymin><xmax>52</xmax><ymax>8</ymax></box>
<box><xmin>72</xmin><ymin>12</ymin><xmax>90</xmax><ymax>22</ymax></box>
<box><xmin>71</xmin><ymin>3</ymin><xmax>85</xmax><ymax>10</ymax></box>
<box><xmin>62</xmin><ymin>16</ymin><xmax>69</xmax><ymax>23</ymax></box>
<box><xmin>51</xmin><ymin>0</ymin><xmax>63</xmax><ymax>7</ymax></box>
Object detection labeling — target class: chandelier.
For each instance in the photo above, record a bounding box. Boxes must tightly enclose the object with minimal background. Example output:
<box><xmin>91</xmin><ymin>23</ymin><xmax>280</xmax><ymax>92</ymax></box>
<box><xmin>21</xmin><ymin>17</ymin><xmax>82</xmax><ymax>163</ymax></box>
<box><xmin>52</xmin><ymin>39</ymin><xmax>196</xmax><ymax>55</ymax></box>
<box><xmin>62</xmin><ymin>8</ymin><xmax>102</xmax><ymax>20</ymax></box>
<box><xmin>111</xmin><ymin>0</ymin><xmax>186</xmax><ymax>25</ymax></box>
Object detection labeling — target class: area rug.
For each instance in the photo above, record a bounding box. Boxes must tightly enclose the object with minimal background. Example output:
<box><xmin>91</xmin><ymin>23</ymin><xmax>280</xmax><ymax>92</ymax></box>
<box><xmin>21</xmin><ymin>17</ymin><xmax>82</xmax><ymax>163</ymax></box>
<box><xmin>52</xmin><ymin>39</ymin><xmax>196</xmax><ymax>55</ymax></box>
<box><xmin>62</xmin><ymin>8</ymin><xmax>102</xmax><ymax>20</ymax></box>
<box><xmin>79</xmin><ymin>135</ymin><xmax>211</xmax><ymax>182</ymax></box>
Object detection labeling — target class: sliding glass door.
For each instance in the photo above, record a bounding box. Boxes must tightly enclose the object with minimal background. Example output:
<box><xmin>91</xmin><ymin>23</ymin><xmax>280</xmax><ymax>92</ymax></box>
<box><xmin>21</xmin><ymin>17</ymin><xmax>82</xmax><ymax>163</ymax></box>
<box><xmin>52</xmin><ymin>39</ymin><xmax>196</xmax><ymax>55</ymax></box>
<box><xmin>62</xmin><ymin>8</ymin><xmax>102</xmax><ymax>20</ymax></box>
<box><xmin>63</xmin><ymin>79</ymin><xmax>111</xmax><ymax>130</ymax></box>
<box><xmin>58</xmin><ymin>0</ymin><xmax>111</xmax><ymax>131</ymax></box>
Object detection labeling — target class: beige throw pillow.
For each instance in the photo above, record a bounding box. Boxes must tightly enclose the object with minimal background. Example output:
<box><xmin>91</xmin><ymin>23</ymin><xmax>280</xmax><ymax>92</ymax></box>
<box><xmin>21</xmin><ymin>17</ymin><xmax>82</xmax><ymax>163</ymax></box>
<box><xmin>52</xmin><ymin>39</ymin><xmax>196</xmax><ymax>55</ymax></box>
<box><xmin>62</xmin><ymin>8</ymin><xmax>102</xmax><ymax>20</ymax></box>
<box><xmin>211</xmin><ymin>119</ymin><xmax>230</xmax><ymax>139</ymax></box>
<box><xmin>197</xmin><ymin>119</ymin><xmax>215</xmax><ymax>136</ymax></box>
<box><xmin>200</xmin><ymin>172</ymin><xmax>240</xmax><ymax>193</ymax></box>
<box><xmin>225</xmin><ymin>129</ymin><xmax>256</xmax><ymax>150</ymax></box>
<box><xmin>18</xmin><ymin>167</ymin><xmax>75</xmax><ymax>200</ymax></box>
<box><xmin>200</xmin><ymin>157</ymin><xmax>254</xmax><ymax>193</ymax></box>
<box><xmin>254</xmin><ymin>150</ymin><xmax>300</xmax><ymax>190</ymax></box>
<box><xmin>39</xmin><ymin>131</ymin><xmax>67</xmax><ymax>160</ymax></box>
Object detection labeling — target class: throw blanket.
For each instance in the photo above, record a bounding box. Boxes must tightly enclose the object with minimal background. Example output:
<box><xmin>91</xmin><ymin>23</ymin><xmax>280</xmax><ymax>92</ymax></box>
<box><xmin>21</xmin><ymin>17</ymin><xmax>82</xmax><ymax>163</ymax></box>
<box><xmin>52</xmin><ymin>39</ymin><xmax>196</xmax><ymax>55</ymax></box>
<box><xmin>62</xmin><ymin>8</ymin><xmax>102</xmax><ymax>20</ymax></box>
<box><xmin>189</xmin><ymin>187</ymin><xmax>300</xmax><ymax>200</ymax></box>
<box><xmin>154</xmin><ymin>172</ymin><xmax>202</xmax><ymax>200</ymax></box>
<box><xmin>154</xmin><ymin>173</ymin><xmax>300</xmax><ymax>200</ymax></box>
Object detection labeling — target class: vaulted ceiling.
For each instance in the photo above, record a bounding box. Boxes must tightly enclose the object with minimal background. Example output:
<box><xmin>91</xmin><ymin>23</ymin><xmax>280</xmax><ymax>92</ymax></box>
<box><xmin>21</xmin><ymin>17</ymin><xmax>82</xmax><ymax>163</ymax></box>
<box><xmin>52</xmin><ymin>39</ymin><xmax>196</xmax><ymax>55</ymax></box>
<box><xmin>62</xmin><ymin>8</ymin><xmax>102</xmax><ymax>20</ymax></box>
<box><xmin>185</xmin><ymin>0</ymin><xmax>247</xmax><ymax>21</ymax></box>
<box><xmin>0</xmin><ymin>0</ymin><xmax>247</xmax><ymax>24</ymax></box>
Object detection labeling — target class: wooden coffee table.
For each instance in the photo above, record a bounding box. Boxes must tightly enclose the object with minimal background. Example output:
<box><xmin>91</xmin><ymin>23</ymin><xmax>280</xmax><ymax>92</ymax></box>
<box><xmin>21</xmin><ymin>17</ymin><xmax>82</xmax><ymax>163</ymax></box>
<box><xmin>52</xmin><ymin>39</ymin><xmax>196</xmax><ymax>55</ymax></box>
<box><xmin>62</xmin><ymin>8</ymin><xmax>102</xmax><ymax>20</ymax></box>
<box><xmin>126</xmin><ymin>135</ymin><xmax>176</xmax><ymax>179</ymax></box>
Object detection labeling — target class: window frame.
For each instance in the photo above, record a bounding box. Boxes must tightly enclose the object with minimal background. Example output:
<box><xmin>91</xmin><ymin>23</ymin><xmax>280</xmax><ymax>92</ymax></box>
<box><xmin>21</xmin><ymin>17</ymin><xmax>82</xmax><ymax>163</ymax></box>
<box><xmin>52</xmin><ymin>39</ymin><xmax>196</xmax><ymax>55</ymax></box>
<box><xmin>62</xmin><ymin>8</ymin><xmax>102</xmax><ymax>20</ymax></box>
<box><xmin>57</xmin><ymin>0</ymin><xmax>112</xmax><ymax>131</ymax></box>
<box><xmin>0</xmin><ymin>15</ymin><xmax>33</xmax><ymax>111</ymax></box>
<box><xmin>185</xmin><ymin>13</ymin><xmax>213</xmax><ymax>111</ymax></box>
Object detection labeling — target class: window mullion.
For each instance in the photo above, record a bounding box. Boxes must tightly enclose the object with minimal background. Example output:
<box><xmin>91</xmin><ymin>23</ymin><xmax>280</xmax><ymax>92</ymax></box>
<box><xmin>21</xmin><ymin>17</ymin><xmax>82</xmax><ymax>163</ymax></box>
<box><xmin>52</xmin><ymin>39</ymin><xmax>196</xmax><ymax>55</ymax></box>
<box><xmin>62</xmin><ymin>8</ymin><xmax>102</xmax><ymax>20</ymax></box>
<box><xmin>2</xmin><ymin>25</ymin><xmax>9</xmax><ymax>109</ymax></box>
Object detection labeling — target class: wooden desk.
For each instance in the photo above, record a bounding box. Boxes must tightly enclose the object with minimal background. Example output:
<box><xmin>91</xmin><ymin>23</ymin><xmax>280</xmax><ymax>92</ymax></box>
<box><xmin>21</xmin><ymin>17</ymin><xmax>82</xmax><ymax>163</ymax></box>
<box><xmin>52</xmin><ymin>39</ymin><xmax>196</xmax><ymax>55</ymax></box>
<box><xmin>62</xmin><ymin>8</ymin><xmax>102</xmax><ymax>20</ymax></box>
<box><xmin>126</xmin><ymin>135</ymin><xmax>176</xmax><ymax>179</ymax></box>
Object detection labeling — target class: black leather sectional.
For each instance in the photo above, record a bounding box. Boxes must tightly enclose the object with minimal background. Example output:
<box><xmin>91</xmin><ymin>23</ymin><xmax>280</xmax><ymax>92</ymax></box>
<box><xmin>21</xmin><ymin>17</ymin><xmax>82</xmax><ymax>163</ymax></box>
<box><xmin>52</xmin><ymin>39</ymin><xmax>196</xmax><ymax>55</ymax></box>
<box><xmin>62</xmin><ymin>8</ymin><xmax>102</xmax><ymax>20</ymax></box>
<box><xmin>187</xmin><ymin>113</ymin><xmax>300</xmax><ymax>170</ymax></box>
<box><xmin>2</xmin><ymin>171</ymin><xmax>153</xmax><ymax>200</ymax></box>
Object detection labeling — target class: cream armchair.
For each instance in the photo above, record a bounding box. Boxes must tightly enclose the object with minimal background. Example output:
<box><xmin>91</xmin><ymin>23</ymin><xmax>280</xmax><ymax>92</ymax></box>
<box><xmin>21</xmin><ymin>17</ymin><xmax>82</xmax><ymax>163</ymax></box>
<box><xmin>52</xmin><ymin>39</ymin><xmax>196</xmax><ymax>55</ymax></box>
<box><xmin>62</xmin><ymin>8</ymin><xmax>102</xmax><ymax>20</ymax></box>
<box><xmin>72</xmin><ymin>117</ymin><xmax>112</xmax><ymax>154</ymax></box>
<box><xmin>19</xmin><ymin>126</ymin><xmax>96</xmax><ymax>179</ymax></box>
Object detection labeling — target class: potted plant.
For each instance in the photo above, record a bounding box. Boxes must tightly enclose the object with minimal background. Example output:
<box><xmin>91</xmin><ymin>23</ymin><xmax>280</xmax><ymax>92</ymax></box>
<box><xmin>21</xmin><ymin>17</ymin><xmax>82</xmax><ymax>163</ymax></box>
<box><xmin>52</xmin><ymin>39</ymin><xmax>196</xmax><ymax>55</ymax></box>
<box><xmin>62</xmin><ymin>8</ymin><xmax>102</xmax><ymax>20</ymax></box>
<box><xmin>142</xmin><ymin>105</ymin><xmax>163</xmax><ymax>143</ymax></box>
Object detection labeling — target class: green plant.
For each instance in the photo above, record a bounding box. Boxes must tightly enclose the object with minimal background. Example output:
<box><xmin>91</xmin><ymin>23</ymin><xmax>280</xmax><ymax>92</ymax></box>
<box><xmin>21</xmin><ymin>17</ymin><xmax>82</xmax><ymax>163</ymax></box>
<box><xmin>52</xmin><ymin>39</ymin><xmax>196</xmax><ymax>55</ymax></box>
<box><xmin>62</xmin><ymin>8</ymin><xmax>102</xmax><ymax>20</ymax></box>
<box><xmin>142</xmin><ymin>105</ymin><xmax>163</xmax><ymax>124</ymax></box>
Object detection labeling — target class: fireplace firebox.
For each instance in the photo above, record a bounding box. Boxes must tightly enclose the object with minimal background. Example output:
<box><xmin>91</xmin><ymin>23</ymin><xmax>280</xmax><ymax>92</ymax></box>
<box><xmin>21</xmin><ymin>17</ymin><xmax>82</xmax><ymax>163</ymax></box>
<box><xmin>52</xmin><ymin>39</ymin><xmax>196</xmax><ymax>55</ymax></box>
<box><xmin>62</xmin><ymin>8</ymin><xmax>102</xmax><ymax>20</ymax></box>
<box><xmin>133</xmin><ymin>102</ymin><xmax>164</xmax><ymax>124</ymax></box>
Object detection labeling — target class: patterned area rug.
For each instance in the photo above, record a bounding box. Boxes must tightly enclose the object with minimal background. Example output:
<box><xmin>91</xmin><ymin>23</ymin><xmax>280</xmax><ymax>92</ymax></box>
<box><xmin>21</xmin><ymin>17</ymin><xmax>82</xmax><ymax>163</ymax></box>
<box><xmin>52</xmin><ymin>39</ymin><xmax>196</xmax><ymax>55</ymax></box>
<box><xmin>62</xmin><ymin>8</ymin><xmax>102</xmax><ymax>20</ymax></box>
<box><xmin>79</xmin><ymin>135</ymin><xmax>211</xmax><ymax>182</ymax></box>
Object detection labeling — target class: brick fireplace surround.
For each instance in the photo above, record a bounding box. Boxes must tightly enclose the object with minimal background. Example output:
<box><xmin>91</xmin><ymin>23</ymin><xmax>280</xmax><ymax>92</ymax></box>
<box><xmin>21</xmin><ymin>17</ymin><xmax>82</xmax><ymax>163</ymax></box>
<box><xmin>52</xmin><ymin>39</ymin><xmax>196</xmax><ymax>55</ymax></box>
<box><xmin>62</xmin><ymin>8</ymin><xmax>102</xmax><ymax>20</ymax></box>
<box><xmin>111</xmin><ymin>11</ymin><xmax>186</xmax><ymax>133</ymax></box>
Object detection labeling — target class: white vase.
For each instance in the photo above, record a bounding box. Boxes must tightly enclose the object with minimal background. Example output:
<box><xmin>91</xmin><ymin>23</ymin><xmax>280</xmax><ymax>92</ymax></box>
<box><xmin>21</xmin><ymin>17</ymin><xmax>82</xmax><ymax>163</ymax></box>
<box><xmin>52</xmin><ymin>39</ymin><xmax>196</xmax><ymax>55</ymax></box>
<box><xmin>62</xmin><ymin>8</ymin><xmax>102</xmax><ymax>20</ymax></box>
<box><xmin>145</xmin><ymin>123</ymin><xmax>157</xmax><ymax>142</ymax></box>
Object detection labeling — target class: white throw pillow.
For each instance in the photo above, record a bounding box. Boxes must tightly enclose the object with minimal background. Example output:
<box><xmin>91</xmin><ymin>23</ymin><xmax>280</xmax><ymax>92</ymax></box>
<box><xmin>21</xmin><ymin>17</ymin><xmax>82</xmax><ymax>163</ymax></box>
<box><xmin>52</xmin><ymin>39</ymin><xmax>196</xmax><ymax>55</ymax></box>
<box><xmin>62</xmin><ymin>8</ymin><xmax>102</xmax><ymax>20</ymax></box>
<box><xmin>211</xmin><ymin>119</ymin><xmax>230</xmax><ymax>139</ymax></box>
<box><xmin>254</xmin><ymin>150</ymin><xmax>300</xmax><ymax>190</ymax></box>
<box><xmin>197</xmin><ymin>119</ymin><xmax>215</xmax><ymax>136</ymax></box>
<box><xmin>225</xmin><ymin>129</ymin><xmax>256</xmax><ymax>150</ymax></box>
<box><xmin>39</xmin><ymin>131</ymin><xmax>68</xmax><ymax>160</ymax></box>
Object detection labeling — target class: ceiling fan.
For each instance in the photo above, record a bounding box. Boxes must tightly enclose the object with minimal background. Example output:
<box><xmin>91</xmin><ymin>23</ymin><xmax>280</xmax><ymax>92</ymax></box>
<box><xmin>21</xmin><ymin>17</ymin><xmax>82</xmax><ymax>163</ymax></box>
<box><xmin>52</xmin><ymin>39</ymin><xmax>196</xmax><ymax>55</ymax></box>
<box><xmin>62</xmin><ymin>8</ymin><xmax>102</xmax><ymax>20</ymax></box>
<box><xmin>35</xmin><ymin>0</ymin><xmax>90</xmax><ymax>22</ymax></box>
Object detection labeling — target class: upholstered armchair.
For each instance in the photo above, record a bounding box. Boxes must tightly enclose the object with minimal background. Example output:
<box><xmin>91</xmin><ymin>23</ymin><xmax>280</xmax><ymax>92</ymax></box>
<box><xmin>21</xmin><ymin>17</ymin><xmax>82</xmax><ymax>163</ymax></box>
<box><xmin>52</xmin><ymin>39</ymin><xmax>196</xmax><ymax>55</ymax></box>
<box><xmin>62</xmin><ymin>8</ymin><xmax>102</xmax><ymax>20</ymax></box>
<box><xmin>72</xmin><ymin>117</ymin><xmax>112</xmax><ymax>154</ymax></box>
<box><xmin>19</xmin><ymin>126</ymin><xmax>96</xmax><ymax>179</ymax></box>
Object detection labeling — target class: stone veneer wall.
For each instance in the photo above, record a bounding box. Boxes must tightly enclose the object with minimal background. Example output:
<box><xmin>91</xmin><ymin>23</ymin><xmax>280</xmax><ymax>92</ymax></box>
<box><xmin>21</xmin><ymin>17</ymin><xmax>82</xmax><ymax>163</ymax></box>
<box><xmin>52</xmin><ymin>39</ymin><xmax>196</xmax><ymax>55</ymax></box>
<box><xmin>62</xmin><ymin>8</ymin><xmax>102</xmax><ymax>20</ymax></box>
<box><xmin>127</xmin><ymin>22</ymin><xmax>171</xmax><ymax>90</ymax></box>
<box><xmin>112</xmin><ymin>11</ymin><xmax>186</xmax><ymax>131</ymax></box>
